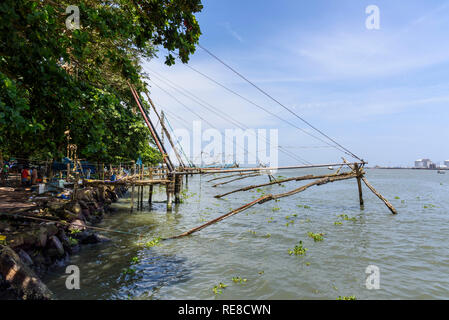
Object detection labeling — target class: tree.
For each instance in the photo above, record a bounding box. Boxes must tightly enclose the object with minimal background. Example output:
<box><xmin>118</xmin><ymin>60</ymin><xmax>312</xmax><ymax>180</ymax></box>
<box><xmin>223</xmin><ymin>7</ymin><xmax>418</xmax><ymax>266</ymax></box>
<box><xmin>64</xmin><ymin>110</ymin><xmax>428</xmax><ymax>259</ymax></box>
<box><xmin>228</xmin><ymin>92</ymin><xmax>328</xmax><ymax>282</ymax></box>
<box><xmin>0</xmin><ymin>0</ymin><xmax>202</xmax><ymax>164</ymax></box>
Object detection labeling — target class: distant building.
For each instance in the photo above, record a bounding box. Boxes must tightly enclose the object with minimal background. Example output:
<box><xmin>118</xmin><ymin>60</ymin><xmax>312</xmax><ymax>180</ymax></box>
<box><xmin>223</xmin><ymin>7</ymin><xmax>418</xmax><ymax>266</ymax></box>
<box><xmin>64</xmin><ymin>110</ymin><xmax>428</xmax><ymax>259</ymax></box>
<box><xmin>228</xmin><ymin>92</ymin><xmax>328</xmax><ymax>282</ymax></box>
<box><xmin>415</xmin><ymin>160</ymin><xmax>424</xmax><ymax>168</ymax></box>
<box><xmin>445</xmin><ymin>160</ymin><xmax>449</xmax><ymax>167</ymax></box>
<box><xmin>415</xmin><ymin>159</ymin><xmax>432</xmax><ymax>168</ymax></box>
<box><xmin>429</xmin><ymin>163</ymin><xmax>437</xmax><ymax>169</ymax></box>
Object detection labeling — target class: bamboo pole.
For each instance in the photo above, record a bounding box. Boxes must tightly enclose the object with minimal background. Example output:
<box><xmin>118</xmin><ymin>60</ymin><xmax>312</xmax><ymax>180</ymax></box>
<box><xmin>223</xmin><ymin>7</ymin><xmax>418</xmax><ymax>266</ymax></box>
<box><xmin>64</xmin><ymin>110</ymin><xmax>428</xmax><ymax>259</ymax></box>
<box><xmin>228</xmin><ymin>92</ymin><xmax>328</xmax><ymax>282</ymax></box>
<box><xmin>214</xmin><ymin>171</ymin><xmax>354</xmax><ymax>198</ymax></box>
<box><xmin>361</xmin><ymin>177</ymin><xmax>397</xmax><ymax>214</ymax></box>
<box><xmin>168</xmin><ymin>173</ymin><xmax>357</xmax><ymax>239</ymax></box>
<box><xmin>354</xmin><ymin>163</ymin><xmax>364</xmax><ymax>207</ymax></box>
<box><xmin>175</xmin><ymin>162</ymin><xmax>366</xmax><ymax>176</ymax></box>
<box><xmin>212</xmin><ymin>173</ymin><xmax>261</xmax><ymax>187</ymax></box>
<box><xmin>131</xmin><ymin>162</ymin><xmax>135</xmax><ymax>211</ymax></box>
<box><xmin>207</xmin><ymin>172</ymin><xmax>256</xmax><ymax>183</ymax></box>
<box><xmin>341</xmin><ymin>158</ymin><xmax>397</xmax><ymax>214</ymax></box>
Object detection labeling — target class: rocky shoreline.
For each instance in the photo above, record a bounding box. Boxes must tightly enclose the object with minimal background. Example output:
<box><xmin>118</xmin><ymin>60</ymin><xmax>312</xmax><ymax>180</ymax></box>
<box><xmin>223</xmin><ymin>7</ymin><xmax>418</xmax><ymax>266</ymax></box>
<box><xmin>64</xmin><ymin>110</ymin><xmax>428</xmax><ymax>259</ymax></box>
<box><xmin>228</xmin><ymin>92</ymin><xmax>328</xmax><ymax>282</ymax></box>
<box><xmin>0</xmin><ymin>184</ymin><xmax>127</xmax><ymax>299</ymax></box>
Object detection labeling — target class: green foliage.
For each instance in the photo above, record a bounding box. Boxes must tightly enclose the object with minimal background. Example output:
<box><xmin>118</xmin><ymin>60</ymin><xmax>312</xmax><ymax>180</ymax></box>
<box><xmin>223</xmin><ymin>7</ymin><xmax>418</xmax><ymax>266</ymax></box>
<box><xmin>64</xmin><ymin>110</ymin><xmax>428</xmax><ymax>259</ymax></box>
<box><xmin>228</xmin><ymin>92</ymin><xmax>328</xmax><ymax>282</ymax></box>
<box><xmin>337</xmin><ymin>295</ymin><xmax>356</xmax><ymax>300</ymax></box>
<box><xmin>307</xmin><ymin>232</ymin><xmax>324</xmax><ymax>242</ymax></box>
<box><xmin>231</xmin><ymin>277</ymin><xmax>248</xmax><ymax>284</ymax></box>
<box><xmin>144</xmin><ymin>237</ymin><xmax>161</xmax><ymax>248</ymax></box>
<box><xmin>288</xmin><ymin>241</ymin><xmax>308</xmax><ymax>256</ymax></box>
<box><xmin>212</xmin><ymin>282</ymin><xmax>227</xmax><ymax>295</ymax></box>
<box><xmin>0</xmin><ymin>0</ymin><xmax>202</xmax><ymax>162</ymax></box>
<box><xmin>68</xmin><ymin>236</ymin><xmax>78</xmax><ymax>246</ymax></box>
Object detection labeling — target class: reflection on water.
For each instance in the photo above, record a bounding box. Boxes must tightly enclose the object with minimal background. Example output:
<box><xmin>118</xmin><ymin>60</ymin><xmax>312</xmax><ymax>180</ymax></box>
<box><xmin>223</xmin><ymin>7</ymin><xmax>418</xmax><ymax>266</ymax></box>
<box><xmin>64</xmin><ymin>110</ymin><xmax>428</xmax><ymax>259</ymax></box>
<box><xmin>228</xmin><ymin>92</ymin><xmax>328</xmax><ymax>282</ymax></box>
<box><xmin>43</xmin><ymin>169</ymin><xmax>449</xmax><ymax>299</ymax></box>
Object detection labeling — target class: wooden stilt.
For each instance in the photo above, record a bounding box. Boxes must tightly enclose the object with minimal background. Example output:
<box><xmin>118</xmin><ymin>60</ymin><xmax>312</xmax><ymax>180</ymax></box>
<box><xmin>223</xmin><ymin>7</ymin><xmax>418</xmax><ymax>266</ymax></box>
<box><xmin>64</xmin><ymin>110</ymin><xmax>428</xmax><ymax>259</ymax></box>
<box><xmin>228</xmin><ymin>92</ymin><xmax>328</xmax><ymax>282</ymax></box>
<box><xmin>148</xmin><ymin>185</ymin><xmax>153</xmax><ymax>205</ymax></box>
<box><xmin>174</xmin><ymin>174</ymin><xmax>181</xmax><ymax>203</ymax></box>
<box><xmin>354</xmin><ymin>164</ymin><xmax>364</xmax><ymax>207</ymax></box>
<box><xmin>342</xmin><ymin>158</ymin><xmax>397</xmax><ymax>214</ymax></box>
<box><xmin>166</xmin><ymin>174</ymin><xmax>174</xmax><ymax>211</ymax></box>
<box><xmin>212</xmin><ymin>173</ymin><xmax>260</xmax><ymax>187</ymax></box>
<box><xmin>168</xmin><ymin>173</ymin><xmax>356</xmax><ymax>239</ymax></box>
<box><xmin>131</xmin><ymin>161</ymin><xmax>136</xmax><ymax>211</ymax></box>
<box><xmin>361</xmin><ymin>177</ymin><xmax>397</xmax><ymax>214</ymax></box>
<box><xmin>215</xmin><ymin>171</ymin><xmax>354</xmax><ymax>198</ymax></box>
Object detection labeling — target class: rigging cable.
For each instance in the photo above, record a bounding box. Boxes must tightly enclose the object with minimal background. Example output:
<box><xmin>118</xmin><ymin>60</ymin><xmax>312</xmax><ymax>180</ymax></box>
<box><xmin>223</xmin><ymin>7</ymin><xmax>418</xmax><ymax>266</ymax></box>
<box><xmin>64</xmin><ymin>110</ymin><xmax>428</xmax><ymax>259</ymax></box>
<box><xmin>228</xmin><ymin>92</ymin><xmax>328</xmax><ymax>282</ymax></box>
<box><xmin>145</xmin><ymin>68</ymin><xmax>311</xmax><ymax>165</ymax></box>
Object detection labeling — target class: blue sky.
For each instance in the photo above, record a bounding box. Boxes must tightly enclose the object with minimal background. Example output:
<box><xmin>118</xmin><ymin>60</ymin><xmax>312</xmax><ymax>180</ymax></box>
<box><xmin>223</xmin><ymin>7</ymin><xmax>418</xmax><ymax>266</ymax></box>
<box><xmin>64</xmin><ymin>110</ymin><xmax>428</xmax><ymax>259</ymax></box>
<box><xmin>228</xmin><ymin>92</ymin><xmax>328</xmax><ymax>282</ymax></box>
<box><xmin>143</xmin><ymin>0</ymin><xmax>449</xmax><ymax>167</ymax></box>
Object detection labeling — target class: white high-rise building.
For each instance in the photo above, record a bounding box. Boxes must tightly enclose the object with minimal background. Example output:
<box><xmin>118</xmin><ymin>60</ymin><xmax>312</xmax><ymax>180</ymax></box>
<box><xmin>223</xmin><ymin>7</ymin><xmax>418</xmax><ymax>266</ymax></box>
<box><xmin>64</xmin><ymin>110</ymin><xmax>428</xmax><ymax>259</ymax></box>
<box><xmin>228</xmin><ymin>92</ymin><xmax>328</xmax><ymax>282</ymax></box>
<box><xmin>415</xmin><ymin>159</ymin><xmax>432</xmax><ymax>168</ymax></box>
<box><xmin>445</xmin><ymin>160</ymin><xmax>449</xmax><ymax>167</ymax></box>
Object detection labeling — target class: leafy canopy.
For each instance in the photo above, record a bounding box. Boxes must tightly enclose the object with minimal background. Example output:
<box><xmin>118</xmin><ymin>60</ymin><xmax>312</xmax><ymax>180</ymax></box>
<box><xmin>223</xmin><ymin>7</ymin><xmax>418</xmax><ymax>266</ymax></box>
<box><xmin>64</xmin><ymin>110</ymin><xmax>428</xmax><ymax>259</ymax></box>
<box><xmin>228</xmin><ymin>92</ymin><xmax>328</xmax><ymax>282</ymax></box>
<box><xmin>0</xmin><ymin>0</ymin><xmax>202</xmax><ymax>164</ymax></box>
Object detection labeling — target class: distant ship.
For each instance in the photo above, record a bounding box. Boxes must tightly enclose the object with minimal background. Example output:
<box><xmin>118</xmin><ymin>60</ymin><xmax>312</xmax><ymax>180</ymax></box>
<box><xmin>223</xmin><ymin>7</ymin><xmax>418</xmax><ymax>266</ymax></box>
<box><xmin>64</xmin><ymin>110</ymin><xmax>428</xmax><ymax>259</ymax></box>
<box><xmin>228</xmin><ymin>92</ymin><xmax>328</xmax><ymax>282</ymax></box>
<box><xmin>328</xmin><ymin>166</ymin><xmax>334</xmax><ymax>170</ymax></box>
<box><xmin>437</xmin><ymin>170</ymin><xmax>445</xmax><ymax>174</ymax></box>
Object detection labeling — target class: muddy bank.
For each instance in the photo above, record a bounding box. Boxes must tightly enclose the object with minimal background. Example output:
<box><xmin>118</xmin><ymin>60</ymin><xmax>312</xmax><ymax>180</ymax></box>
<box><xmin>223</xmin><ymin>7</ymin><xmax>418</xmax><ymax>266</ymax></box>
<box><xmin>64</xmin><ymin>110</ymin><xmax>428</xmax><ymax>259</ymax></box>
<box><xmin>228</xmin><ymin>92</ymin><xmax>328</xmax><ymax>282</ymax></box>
<box><xmin>0</xmin><ymin>184</ymin><xmax>127</xmax><ymax>299</ymax></box>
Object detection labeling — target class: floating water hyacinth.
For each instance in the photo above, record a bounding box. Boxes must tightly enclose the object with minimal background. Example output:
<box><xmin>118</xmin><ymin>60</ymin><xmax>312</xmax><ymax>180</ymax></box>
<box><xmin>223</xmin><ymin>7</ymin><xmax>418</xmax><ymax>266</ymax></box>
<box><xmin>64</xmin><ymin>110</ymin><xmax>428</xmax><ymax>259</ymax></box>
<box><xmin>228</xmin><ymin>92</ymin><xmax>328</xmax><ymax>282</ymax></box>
<box><xmin>307</xmin><ymin>232</ymin><xmax>325</xmax><ymax>242</ymax></box>
<box><xmin>288</xmin><ymin>241</ymin><xmax>308</xmax><ymax>256</ymax></box>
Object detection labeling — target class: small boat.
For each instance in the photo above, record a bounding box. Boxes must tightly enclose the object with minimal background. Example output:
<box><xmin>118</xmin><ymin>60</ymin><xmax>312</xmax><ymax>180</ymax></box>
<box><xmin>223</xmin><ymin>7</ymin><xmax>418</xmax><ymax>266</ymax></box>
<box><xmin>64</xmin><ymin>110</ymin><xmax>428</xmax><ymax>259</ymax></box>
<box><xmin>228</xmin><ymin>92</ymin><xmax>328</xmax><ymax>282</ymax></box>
<box><xmin>328</xmin><ymin>166</ymin><xmax>334</xmax><ymax>170</ymax></box>
<box><xmin>437</xmin><ymin>170</ymin><xmax>445</xmax><ymax>174</ymax></box>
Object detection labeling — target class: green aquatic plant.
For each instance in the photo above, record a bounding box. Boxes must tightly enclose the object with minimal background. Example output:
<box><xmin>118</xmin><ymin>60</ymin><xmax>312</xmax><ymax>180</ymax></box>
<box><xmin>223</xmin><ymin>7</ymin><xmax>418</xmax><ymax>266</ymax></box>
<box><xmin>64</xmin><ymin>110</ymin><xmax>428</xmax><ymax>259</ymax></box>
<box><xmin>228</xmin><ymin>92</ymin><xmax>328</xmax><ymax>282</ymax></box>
<box><xmin>288</xmin><ymin>241</ymin><xmax>308</xmax><ymax>256</ymax></box>
<box><xmin>144</xmin><ymin>237</ymin><xmax>161</xmax><ymax>248</ymax></box>
<box><xmin>338</xmin><ymin>214</ymin><xmax>357</xmax><ymax>222</ymax></box>
<box><xmin>232</xmin><ymin>277</ymin><xmax>248</xmax><ymax>284</ymax></box>
<box><xmin>272</xmin><ymin>207</ymin><xmax>280</xmax><ymax>212</ymax></box>
<box><xmin>263</xmin><ymin>233</ymin><xmax>271</xmax><ymax>238</ymax></box>
<box><xmin>212</xmin><ymin>282</ymin><xmax>228</xmax><ymax>295</ymax></box>
<box><xmin>337</xmin><ymin>295</ymin><xmax>356</xmax><ymax>300</ymax></box>
<box><xmin>297</xmin><ymin>204</ymin><xmax>311</xmax><ymax>209</ymax></box>
<box><xmin>308</xmin><ymin>232</ymin><xmax>325</xmax><ymax>242</ymax></box>
<box><xmin>130</xmin><ymin>256</ymin><xmax>140</xmax><ymax>264</ymax></box>
<box><xmin>68</xmin><ymin>237</ymin><xmax>78</xmax><ymax>246</ymax></box>
<box><xmin>334</xmin><ymin>221</ymin><xmax>343</xmax><ymax>226</ymax></box>
<box><xmin>285</xmin><ymin>220</ymin><xmax>294</xmax><ymax>227</ymax></box>
<box><xmin>258</xmin><ymin>271</ymin><xmax>264</xmax><ymax>275</ymax></box>
<box><xmin>122</xmin><ymin>268</ymin><xmax>136</xmax><ymax>275</ymax></box>
<box><xmin>248</xmin><ymin>230</ymin><xmax>257</xmax><ymax>235</ymax></box>
<box><xmin>394</xmin><ymin>196</ymin><xmax>400</xmax><ymax>199</ymax></box>
<box><xmin>70</xmin><ymin>229</ymin><xmax>81</xmax><ymax>235</ymax></box>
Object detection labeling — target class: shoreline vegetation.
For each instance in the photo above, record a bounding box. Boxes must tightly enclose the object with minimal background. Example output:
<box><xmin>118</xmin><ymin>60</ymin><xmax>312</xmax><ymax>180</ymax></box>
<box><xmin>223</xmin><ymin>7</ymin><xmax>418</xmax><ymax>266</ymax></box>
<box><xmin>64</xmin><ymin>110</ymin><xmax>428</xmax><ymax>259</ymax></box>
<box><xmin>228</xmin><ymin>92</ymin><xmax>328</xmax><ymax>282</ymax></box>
<box><xmin>0</xmin><ymin>182</ymin><xmax>126</xmax><ymax>299</ymax></box>
<box><xmin>0</xmin><ymin>0</ymin><xmax>203</xmax><ymax>300</ymax></box>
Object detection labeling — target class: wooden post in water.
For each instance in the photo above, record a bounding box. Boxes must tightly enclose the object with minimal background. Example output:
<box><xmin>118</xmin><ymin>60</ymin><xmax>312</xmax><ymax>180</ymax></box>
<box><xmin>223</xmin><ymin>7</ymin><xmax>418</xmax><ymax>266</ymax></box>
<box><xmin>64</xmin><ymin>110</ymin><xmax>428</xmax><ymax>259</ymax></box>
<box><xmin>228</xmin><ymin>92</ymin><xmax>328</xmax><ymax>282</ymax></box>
<box><xmin>131</xmin><ymin>161</ymin><xmax>136</xmax><ymax>211</ymax></box>
<box><xmin>148</xmin><ymin>167</ymin><xmax>153</xmax><ymax>206</ymax></box>
<box><xmin>166</xmin><ymin>173</ymin><xmax>174</xmax><ymax>211</ymax></box>
<box><xmin>354</xmin><ymin>163</ymin><xmax>364</xmax><ymax>207</ymax></box>
<box><xmin>174</xmin><ymin>173</ymin><xmax>182</xmax><ymax>203</ymax></box>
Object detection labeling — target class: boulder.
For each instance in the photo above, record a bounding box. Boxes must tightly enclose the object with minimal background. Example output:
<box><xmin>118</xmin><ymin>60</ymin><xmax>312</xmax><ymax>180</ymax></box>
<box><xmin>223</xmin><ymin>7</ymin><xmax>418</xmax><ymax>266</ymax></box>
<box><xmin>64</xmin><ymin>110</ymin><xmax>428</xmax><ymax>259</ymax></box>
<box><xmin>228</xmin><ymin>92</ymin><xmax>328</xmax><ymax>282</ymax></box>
<box><xmin>17</xmin><ymin>249</ymin><xmax>34</xmax><ymax>267</ymax></box>
<box><xmin>49</xmin><ymin>236</ymin><xmax>65</xmax><ymax>256</ymax></box>
<box><xmin>0</xmin><ymin>245</ymin><xmax>53</xmax><ymax>300</ymax></box>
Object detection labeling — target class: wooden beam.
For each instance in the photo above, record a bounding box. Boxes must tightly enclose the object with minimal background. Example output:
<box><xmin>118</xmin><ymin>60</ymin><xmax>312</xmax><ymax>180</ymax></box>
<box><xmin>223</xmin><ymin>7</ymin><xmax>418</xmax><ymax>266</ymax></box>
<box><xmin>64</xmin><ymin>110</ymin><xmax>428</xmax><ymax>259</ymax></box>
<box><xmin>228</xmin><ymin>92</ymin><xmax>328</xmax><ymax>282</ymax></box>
<box><xmin>214</xmin><ymin>171</ymin><xmax>354</xmax><ymax>198</ymax></box>
<box><xmin>167</xmin><ymin>173</ymin><xmax>357</xmax><ymax>239</ymax></box>
<box><xmin>212</xmin><ymin>174</ymin><xmax>261</xmax><ymax>187</ymax></box>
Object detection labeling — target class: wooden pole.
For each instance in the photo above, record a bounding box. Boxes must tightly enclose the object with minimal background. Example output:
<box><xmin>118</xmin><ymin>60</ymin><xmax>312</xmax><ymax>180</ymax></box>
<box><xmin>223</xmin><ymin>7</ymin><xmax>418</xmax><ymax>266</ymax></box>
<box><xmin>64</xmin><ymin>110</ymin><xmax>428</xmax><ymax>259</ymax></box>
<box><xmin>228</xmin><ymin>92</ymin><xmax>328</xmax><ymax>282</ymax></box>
<box><xmin>166</xmin><ymin>174</ymin><xmax>174</xmax><ymax>211</ymax></box>
<box><xmin>354</xmin><ymin>163</ymin><xmax>364</xmax><ymax>207</ymax></box>
<box><xmin>148</xmin><ymin>184</ymin><xmax>153</xmax><ymax>205</ymax></box>
<box><xmin>361</xmin><ymin>177</ymin><xmax>397</xmax><ymax>214</ymax></box>
<box><xmin>215</xmin><ymin>171</ymin><xmax>354</xmax><ymax>198</ymax></box>
<box><xmin>342</xmin><ymin>158</ymin><xmax>397</xmax><ymax>214</ymax></box>
<box><xmin>168</xmin><ymin>173</ymin><xmax>357</xmax><ymax>239</ymax></box>
<box><xmin>212</xmin><ymin>173</ymin><xmax>261</xmax><ymax>187</ymax></box>
<box><xmin>131</xmin><ymin>161</ymin><xmax>135</xmax><ymax>211</ymax></box>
